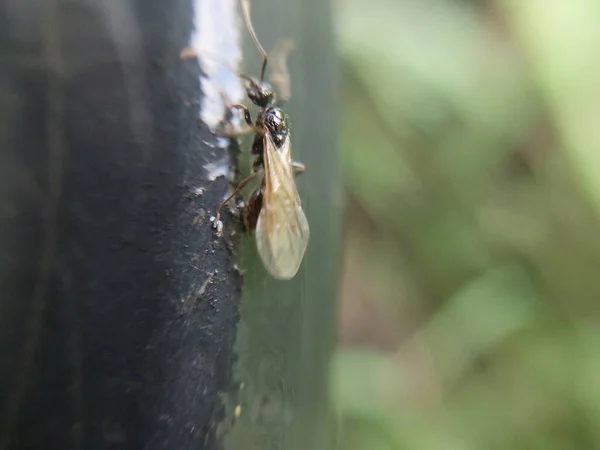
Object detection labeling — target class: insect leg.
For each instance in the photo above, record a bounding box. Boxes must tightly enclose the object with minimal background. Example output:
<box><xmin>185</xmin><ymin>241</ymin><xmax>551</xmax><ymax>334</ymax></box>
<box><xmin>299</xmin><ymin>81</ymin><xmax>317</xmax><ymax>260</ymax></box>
<box><xmin>214</xmin><ymin>170</ymin><xmax>263</xmax><ymax>234</ymax></box>
<box><xmin>293</xmin><ymin>161</ymin><xmax>306</xmax><ymax>176</ymax></box>
<box><xmin>220</xmin><ymin>92</ymin><xmax>265</xmax><ymax>135</ymax></box>
<box><xmin>180</xmin><ymin>47</ymin><xmax>199</xmax><ymax>59</ymax></box>
<box><xmin>228</xmin><ymin>104</ymin><xmax>258</xmax><ymax>130</ymax></box>
<box><xmin>240</xmin><ymin>0</ymin><xmax>268</xmax><ymax>81</ymax></box>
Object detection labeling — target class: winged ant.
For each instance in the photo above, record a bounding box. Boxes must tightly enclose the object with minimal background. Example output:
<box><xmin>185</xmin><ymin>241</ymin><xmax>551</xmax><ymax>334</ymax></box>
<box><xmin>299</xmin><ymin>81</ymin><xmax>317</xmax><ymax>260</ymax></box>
<box><xmin>210</xmin><ymin>0</ymin><xmax>310</xmax><ymax>280</ymax></box>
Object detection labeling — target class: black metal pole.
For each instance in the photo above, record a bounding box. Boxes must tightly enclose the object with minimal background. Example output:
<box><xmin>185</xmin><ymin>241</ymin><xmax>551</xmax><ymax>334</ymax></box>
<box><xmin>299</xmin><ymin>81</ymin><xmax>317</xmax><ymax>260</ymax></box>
<box><xmin>0</xmin><ymin>1</ymin><xmax>241</xmax><ymax>449</ymax></box>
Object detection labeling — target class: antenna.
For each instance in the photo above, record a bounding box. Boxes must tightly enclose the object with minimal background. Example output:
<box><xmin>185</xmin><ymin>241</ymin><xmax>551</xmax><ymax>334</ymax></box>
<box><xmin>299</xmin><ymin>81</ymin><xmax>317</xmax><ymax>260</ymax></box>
<box><xmin>180</xmin><ymin>47</ymin><xmax>253</xmax><ymax>83</ymax></box>
<box><xmin>240</xmin><ymin>0</ymin><xmax>268</xmax><ymax>81</ymax></box>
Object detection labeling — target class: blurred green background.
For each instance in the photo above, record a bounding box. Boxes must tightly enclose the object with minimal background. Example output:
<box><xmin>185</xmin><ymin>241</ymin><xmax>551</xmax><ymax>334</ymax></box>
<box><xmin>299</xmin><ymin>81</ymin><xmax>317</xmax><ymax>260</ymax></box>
<box><xmin>332</xmin><ymin>0</ymin><xmax>600</xmax><ymax>449</ymax></box>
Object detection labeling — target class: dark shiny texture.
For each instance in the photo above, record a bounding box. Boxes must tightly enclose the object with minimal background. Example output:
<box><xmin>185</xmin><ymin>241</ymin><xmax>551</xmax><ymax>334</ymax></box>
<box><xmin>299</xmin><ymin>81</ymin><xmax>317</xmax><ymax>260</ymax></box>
<box><xmin>249</xmin><ymin>107</ymin><xmax>290</xmax><ymax>156</ymax></box>
<box><xmin>262</xmin><ymin>107</ymin><xmax>289</xmax><ymax>147</ymax></box>
<box><xmin>244</xmin><ymin>79</ymin><xmax>290</xmax><ymax>149</ymax></box>
<box><xmin>246</xmin><ymin>79</ymin><xmax>274</xmax><ymax>107</ymax></box>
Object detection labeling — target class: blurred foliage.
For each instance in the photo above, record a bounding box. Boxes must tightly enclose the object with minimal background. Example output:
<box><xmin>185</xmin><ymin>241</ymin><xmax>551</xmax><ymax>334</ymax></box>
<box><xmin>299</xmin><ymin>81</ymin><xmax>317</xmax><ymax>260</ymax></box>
<box><xmin>333</xmin><ymin>0</ymin><xmax>600</xmax><ymax>448</ymax></box>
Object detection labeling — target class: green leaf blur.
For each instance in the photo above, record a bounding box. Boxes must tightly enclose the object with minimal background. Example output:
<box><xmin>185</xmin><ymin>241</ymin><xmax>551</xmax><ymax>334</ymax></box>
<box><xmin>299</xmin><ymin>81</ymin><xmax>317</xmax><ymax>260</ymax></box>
<box><xmin>334</xmin><ymin>0</ymin><xmax>600</xmax><ymax>448</ymax></box>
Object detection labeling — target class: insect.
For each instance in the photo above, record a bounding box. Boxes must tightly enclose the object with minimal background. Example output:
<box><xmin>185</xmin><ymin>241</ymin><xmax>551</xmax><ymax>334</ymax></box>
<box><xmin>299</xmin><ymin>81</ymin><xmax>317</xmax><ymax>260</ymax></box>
<box><xmin>213</xmin><ymin>0</ymin><xmax>309</xmax><ymax>280</ymax></box>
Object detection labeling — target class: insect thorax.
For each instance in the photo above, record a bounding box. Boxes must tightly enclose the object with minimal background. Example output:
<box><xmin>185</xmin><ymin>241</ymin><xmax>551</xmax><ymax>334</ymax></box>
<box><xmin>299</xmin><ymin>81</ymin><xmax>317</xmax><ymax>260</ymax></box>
<box><xmin>259</xmin><ymin>107</ymin><xmax>289</xmax><ymax>147</ymax></box>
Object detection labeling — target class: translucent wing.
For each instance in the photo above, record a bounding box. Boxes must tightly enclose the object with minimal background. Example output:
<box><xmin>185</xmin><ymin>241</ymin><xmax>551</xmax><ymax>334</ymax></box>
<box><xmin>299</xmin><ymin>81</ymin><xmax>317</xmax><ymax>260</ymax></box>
<box><xmin>255</xmin><ymin>132</ymin><xmax>309</xmax><ymax>279</ymax></box>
